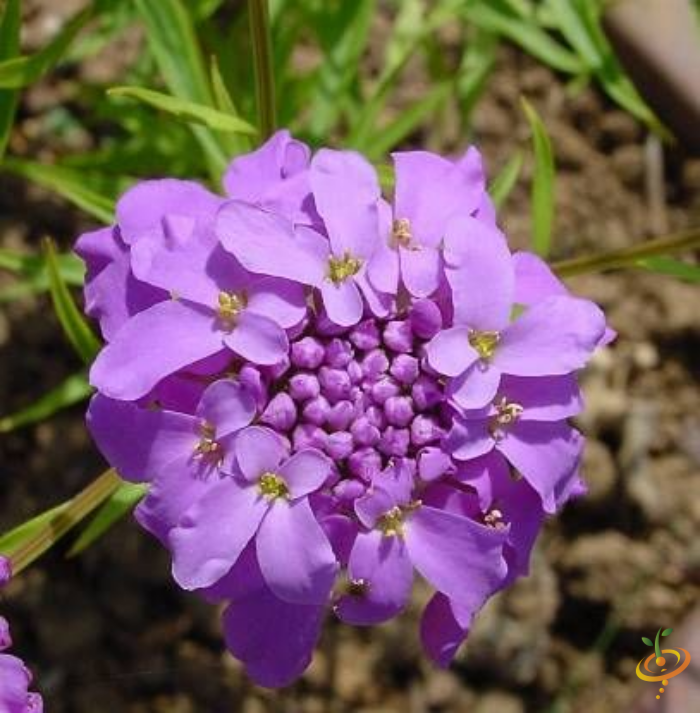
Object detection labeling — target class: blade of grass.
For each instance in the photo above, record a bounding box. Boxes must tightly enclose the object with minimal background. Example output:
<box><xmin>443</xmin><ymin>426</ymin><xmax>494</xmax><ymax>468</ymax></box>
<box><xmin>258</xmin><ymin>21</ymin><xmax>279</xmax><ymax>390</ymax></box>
<box><xmin>489</xmin><ymin>150</ymin><xmax>524</xmax><ymax>209</ymax></box>
<box><xmin>0</xmin><ymin>7</ymin><xmax>92</xmax><ymax>89</ymax></box>
<box><xmin>363</xmin><ymin>82</ymin><xmax>452</xmax><ymax>162</ymax></box>
<box><xmin>464</xmin><ymin>1</ymin><xmax>586</xmax><ymax>75</ymax></box>
<box><xmin>210</xmin><ymin>54</ymin><xmax>253</xmax><ymax>156</ymax></box>
<box><xmin>68</xmin><ymin>481</ymin><xmax>147</xmax><ymax>556</ymax></box>
<box><xmin>521</xmin><ymin>97</ymin><xmax>555</xmax><ymax>258</ymax></box>
<box><xmin>0</xmin><ymin>372</ymin><xmax>92</xmax><ymax>433</ymax></box>
<box><xmin>3</xmin><ymin>469</ymin><xmax>121</xmax><ymax>574</ymax></box>
<box><xmin>0</xmin><ymin>247</ymin><xmax>84</xmax><ymax>285</ymax></box>
<box><xmin>134</xmin><ymin>0</ymin><xmax>227</xmax><ymax>176</ymax></box>
<box><xmin>552</xmin><ymin>226</ymin><xmax>700</xmax><ymax>277</ymax></box>
<box><xmin>107</xmin><ymin>86</ymin><xmax>257</xmax><ymax>135</ymax></box>
<box><xmin>0</xmin><ymin>0</ymin><xmax>21</xmax><ymax>159</ymax></box>
<box><xmin>2</xmin><ymin>158</ymin><xmax>115</xmax><ymax>223</ymax></box>
<box><xmin>248</xmin><ymin>0</ymin><xmax>276</xmax><ymax>138</ymax></box>
<box><xmin>43</xmin><ymin>237</ymin><xmax>100</xmax><ymax>364</ymax></box>
<box><xmin>0</xmin><ymin>503</ymin><xmax>71</xmax><ymax>555</ymax></box>
<box><xmin>635</xmin><ymin>256</ymin><xmax>700</xmax><ymax>283</ymax></box>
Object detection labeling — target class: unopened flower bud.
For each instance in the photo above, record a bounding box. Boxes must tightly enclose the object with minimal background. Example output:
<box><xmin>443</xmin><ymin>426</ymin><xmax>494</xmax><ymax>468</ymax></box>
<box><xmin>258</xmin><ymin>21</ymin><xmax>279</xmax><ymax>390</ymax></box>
<box><xmin>347</xmin><ymin>447</ymin><xmax>382</xmax><ymax>481</ymax></box>
<box><xmin>302</xmin><ymin>395</ymin><xmax>330</xmax><ymax>426</ymax></box>
<box><xmin>291</xmin><ymin>336</ymin><xmax>325</xmax><ymax>369</ymax></box>
<box><xmin>389</xmin><ymin>354</ymin><xmax>419</xmax><ymax>384</ymax></box>
<box><xmin>325</xmin><ymin>431</ymin><xmax>354</xmax><ymax>460</ymax></box>
<box><xmin>384</xmin><ymin>395</ymin><xmax>414</xmax><ymax>427</ymax></box>
<box><xmin>361</xmin><ymin>348</ymin><xmax>389</xmax><ymax>380</ymax></box>
<box><xmin>319</xmin><ymin>366</ymin><xmax>352</xmax><ymax>402</ymax></box>
<box><xmin>327</xmin><ymin>400</ymin><xmax>355</xmax><ymax>431</ymax></box>
<box><xmin>412</xmin><ymin>375</ymin><xmax>442</xmax><ymax>411</ymax></box>
<box><xmin>410</xmin><ymin>414</ymin><xmax>443</xmax><ymax>446</ymax></box>
<box><xmin>379</xmin><ymin>427</ymin><xmax>410</xmax><ymax>457</ymax></box>
<box><xmin>260</xmin><ymin>392</ymin><xmax>297</xmax><ymax>431</ymax></box>
<box><xmin>288</xmin><ymin>373</ymin><xmax>320</xmax><ymax>401</ymax></box>
<box><xmin>349</xmin><ymin>319</ymin><xmax>381</xmax><ymax>351</ymax></box>
<box><xmin>410</xmin><ymin>299</ymin><xmax>443</xmax><ymax>339</ymax></box>
<box><xmin>370</xmin><ymin>376</ymin><xmax>400</xmax><ymax>405</ymax></box>
<box><xmin>350</xmin><ymin>417</ymin><xmax>381</xmax><ymax>446</ymax></box>
<box><xmin>324</xmin><ymin>338</ymin><xmax>353</xmax><ymax>368</ymax></box>
<box><xmin>383</xmin><ymin>320</ymin><xmax>413</xmax><ymax>353</ymax></box>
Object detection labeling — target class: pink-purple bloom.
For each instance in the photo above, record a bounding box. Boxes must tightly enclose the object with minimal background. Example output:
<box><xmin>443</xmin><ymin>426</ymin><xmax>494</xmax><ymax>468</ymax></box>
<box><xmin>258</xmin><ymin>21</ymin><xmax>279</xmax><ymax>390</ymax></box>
<box><xmin>0</xmin><ymin>557</ymin><xmax>43</xmax><ymax>712</ymax></box>
<box><xmin>79</xmin><ymin>130</ymin><xmax>609</xmax><ymax>687</ymax></box>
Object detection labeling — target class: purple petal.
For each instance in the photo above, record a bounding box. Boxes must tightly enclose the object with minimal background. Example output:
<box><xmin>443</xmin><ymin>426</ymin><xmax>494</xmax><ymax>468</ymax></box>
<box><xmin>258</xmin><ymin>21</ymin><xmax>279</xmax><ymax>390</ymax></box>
<box><xmin>426</xmin><ymin>326</ymin><xmax>477</xmax><ymax>377</ymax></box>
<box><xmin>246</xmin><ymin>277</ymin><xmax>307</xmax><ymax>329</ymax></box>
<box><xmin>279</xmin><ymin>449</ymin><xmax>333</xmax><ymax>499</ymax></box>
<box><xmin>116</xmin><ymin>179</ymin><xmax>221</xmax><ymax>245</ymax></box>
<box><xmin>335</xmin><ymin>530</ymin><xmax>413</xmax><ymax>625</ymax></box>
<box><xmin>444</xmin><ymin>417</ymin><xmax>494</xmax><ymax>461</ymax></box>
<box><xmin>494</xmin><ymin>296</ymin><xmax>606</xmax><ymax>376</ymax></box>
<box><xmin>498</xmin><ymin>420</ymin><xmax>583</xmax><ymax>513</ymax></box>
<box><xmin>223</xmin><ymin>577</ymin><xmax>324</xmax><ymax>688</ymax></box>
<box><xmin>170</xmin><ymin>477</ymin><xmax>267</xmax><ymax>589</ymax></box>
<box><xmin>420</xmin><ymin>593</ymin><xmax>469</xmax><ymax>668</ymax></box>
<box><xmin>320</xmin><ymin>278</ymin><xmax>363</xmax><ymax>327</ymax></box>
<box><xmin>223</xmin><ymin>311</ymin><xmax>288</xmax><ymax>365</ymax></box>
<box><xmin>405</xmin><ymin>505</ymin><xmax>508</xmax><ymax>608</ymax></box>
<box><xmin>399</xmin><ymin>245</ymin><xmax>442</xmax><ymax>298</ymax></box>
<box><xmin>134</xmin><ymin>452</ymin><xmax>221</xmax><ymax>544</ymax></box>
<box><xmin>196</xmin><ymin>379</ymin><xmax>257</xmax><ymax>437</ymax></box>
<box><xmin>234</xmin><ymin>426</ymin><xmax>287</xmax><ymax>481</ymax></box>
<box><xmin>512</xmin><ymin>250</ymin><xmax>568</xmax><ymax>305</ymax></box>
<box><xmin>367</xmin><ymin>242</ymin><xmax>400</xmax><ymax>296</ymax></box>
<box><xmin>499</xmin><ymin>374</ymin><xmax>582</xmax><ymax>421</ymax></box>
<box><xmin>257</xmin><ymin>498</ymin><xmax>338</xmax><ymax>604</ymax></box>
<box><xmin>87</xmin><ymin>395</ymin><xmax>196</xmax><ymax>482</ymax></box>
<box><xmin>0</xmin><ymin>652</ymin><xmax>32</xmax><ymax>710</ymax></box>
<box><xmin>310</xmin><ymin>149</ymin><xmax>381</xmax><ymax>258</ymax></box>
<box><xmin>393</xmin><ymin>151</ymin><xmax>483</xmax><ymax>247</ymax></box>
<box><xmin>216</xmin><ymin>201</ymin><xmax>326</xmax><ymax>285</ymax></box>
<box><xmin>354</xmin><ymin>268</ymin><xmax>393</xmax><ymax>319</ymax></box>
<box><xmin>90</xmin><ymin>300</ymin><xmax>222</xmax><ymax>400</ymax></box>
<box><xmin>447</xmin><ymin>362</ymin><xmax>501</xmax><ymax>410</ymax></box>
<box><xmin>354</xmin><ymin>485</ymin><xmax>397</xmax><ymax>529</ymax></box>
<box><xmin>444</xmin><ymin>215</ymin><xmax>514</xmax><ymax>330</ymax></box>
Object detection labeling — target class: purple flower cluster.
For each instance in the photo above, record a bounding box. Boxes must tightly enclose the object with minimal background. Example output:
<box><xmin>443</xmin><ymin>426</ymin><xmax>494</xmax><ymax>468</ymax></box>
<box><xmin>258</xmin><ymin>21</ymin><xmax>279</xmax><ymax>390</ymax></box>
<box><xmin>0</xmin><ymin>558</ymin><xmax>43</xmax><ymax>712</ymax></box>
<box><xmin>78</xmin><ymin>131</ymin><xmax>610</xmax><ymax>687</ymax></box>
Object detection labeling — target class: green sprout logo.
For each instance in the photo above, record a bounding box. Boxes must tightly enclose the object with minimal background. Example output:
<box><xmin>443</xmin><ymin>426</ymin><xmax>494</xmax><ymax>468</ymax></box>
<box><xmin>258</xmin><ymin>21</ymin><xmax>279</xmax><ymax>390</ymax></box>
<box><xmin>636</xmin><ymin>627</ymin><xmax>692</xmax><ymax>701</ymax></box>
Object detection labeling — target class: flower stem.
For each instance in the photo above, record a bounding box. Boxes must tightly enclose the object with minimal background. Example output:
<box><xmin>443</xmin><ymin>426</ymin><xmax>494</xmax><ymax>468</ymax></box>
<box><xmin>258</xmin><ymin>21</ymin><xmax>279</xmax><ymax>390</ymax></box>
<box><xmin>552</xmin><ymin>226</ymin><xmax>700</xmax><ymax>277</ymax></box>
<box><xmin>8</xmin><ymin>469</ymin><xmax>121</xmax><ymax>575</ymax></box>
<box><xmin>248</xmin><ymin>0</ymin><xmax>276</xmax><ymax>139</ymax></box>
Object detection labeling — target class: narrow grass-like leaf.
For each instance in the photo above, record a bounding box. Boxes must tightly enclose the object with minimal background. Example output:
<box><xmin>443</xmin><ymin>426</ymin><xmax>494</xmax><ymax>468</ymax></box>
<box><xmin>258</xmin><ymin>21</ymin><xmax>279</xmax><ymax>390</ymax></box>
<box><xmin>545</xmin><ymin>0</ymin><xmax>602</xmax><ymax>70</ymax></box>
<box><xmin>0</xmin><ymin>372</ymin><xmax>92</xmax><ymax>433</ymax></box>
<box><xmin>134</xmin><ymin>0</ymin><xmax>227</xmax><ymax>176</ymax></box>
<box><xmin>68</xmin><ymin>481</ymin><xmax>148</xmax><ymax>556</ymax></box>
<box><xmin>108</xmin><ymin>86</ymin><xmax>256</xmax><ymax>135</ymax></box>
<box><xmin>0</xmin><ymin>503</ymin><xmax>70</xmax><ymax>556</ymax></box>
<box><xmin>2</xmin><ymin>158</ymin><xmax>115</xmax><ymax>223</ymax></box>
<box><xmin>248</xmin><ymin>0</ymin><xmax>277</xmax><ymax>138</ymax></box>
<box><xmin>490</xmin><ymin>150</ymin><xmax>524</xmax><ymax>209</ymax></box>
<box><xmin>521</xmin><ymin>97</ymin><xmax>555</xmax><ymax>257</ymax></box>
<box><xmin>43</xmin><ymin>237</ymin><xmax>100</xmax><ymax>364</ymax></box>
<box><xmin>2</xmin><ymin>469</ymin><xmax>121</xmax><ymax>574</ymax></box>
<box><xmin>0</xmin><ymin>247</ymin><xmax>84</xmax><ymax>302</ymax></box>
<box><xmin>0</xmin><ymin>7</ymin><xmax>92</xmax><ymax>89</ymax></box>
<box><xmin>0</xmin><ymin>0</ymin><xmax>21</xmax><ymax>160</ymax></box>
<box><xmin>210</xmin><ymin>54</ymin><xmax>252</xmax><ymax>156</ymax></box>
<box><xmin>464</xmin><ymin>2</ymin><xmax>585</xmax><ymax>75</ymax></box>
<box><xmin>364</xmin><ymin>82</ymin><xmax>452</xmax><ymax>161</ymax></box>
<box><xmin>636</xmin><ymin>257</ymin><xmax>700</xmax><ymax>283</ymax></box>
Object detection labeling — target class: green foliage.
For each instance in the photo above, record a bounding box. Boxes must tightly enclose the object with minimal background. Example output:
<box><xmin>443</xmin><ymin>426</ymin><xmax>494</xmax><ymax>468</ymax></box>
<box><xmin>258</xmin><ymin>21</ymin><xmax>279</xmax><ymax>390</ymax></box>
<box><xmin>0</xmin><ymin>0</ymin><xmax>21</xmax><ymax>160</ymax></box>
<box><xmin>490</xmin><ymin>150</ymin><xmax>524</xmax><ymax>209</ymax></box>
<box><xmin>43</xmin><ymin>238</ymin><xmax>101</xmax><ymax>364</ymax></box>
<box><xmin>0</xmin><ymin>372</ymin><xmax>92</xmax><ymax>433</ymax></box>
<box><xmin>636</xmin><ymin>257</ymin><xmax>700</xmax><ymax>283</ymax></box>
<box><xmin>68</xmin><ymin>481</ymin><xmax>148</xmax><ymax>556</ymax></box>
<box><xmin>521</xmin><ymin>97</ymin><xmax>555</xmax><ymax>258</ymax></box>
<box><xmin>662</xmin><ymin>628</ymin><xmax>673</xmax><ymax>636</ymax></box>
<box><xmin>642</xmin><ymin>637</ymin><xmax>653</xmax><ymax>646</ymax></box>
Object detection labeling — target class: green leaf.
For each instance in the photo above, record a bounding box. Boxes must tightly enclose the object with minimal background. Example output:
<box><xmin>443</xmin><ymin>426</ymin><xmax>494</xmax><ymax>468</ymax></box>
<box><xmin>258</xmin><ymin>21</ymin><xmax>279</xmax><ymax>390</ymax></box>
<box><xmin>107</xmin><ymin>86</ymin><xmax>257</xmax><ymax>135</ymax></box>
<box><xmin>0</xmin><ymin>0</ymin><xmax>21</xmax><ymax>160</ymax></box>
<box><xmin>521</xmin><ymin>97</ymin><xmax>555</xmax><ymax>258</ymax></box>
<box><xmin>0</xmin><ymin>247</ymin><xmax>84</xmax><ymax>302</ymax></box>
<box><xmin>210</xmin><ymin>54</ymin><xmax>253</xmax><ymax>157</ymax></box>
<box><xmin>0</xmin><ymin>7</ymin><xmax>92</xmax><ymax>89</ymax></box>
<box><xmin>1</xmin><ymin>469</ymin><xmax>121</xmax><ymax>574</ymax></box>
<box><xmin>662</xmin><ymin>628</ymin><xmax>673</xmax><ymax>636</ymax></box>
<box><xmin>636</xmin><ymin>257</ymin><xmax>700</xmax><ymax>283</ymax></box>
<box><xmin>0</xmin><ymin>503</ymin><xmax>71</xmax><ymax>557</ymax></box>
<box><xmin>642</xmin><ymin>637</ymin><xmax>653</xmax><ymax>646</ymax></box>
<box><xmin>0</xmin><ymin>372</ymin><xmax>92</xmax><ymax>433</ymax></box>
<box><xmin>248</xmin><ymin>0</ymin><xmax>277</xmax><ymax>138</ymax></box>
<box><xmin>490</xmin><ymin>150</ymin><xmax>524</xmax><ymax>209</ymax></box>
<box><xmin>68</xmin><ymin>481</ymin><xmax>148</xmax><ymax>557</ymax></box>
<box><xmin>134</xmin><ymin>0</ymin><xmax>227</xmax><ymax>177</ymax></box>
<box><xmin>545</xmin><ymin>0</ymin><xmax>603</xmax><ymax>70</ymax></box>
<box><xmin>1</xmin><ymin>158</ymin><xmax>116</xmax><ymax>223</ymax></box>
<box><xmin>43</xmin><ymin>237</ymin><xmax>100</xmax><ymax>364</ymax></box>
<box><xmin>464</xmin><ymin>2</ymin><xmax>586</xmax><ymax>75</ymax></box>
<box><xmin>363</xmin><ymin>82</ymin><xmax>452</xmax><ymax>161</ymax></box>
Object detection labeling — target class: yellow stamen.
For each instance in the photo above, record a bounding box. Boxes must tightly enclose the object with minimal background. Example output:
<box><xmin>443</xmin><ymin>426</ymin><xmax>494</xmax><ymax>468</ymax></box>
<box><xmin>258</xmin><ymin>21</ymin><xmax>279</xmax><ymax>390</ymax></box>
<box><xmin>258</xmin><ymin>472</ymin><xmax>290</xmax><ymax>500</ymax></box>
<box><xmin>489</xmin><ymin>396</ymin><xmax>524</xmax><ymax>439</ymax></box>
<box><xmin>328</xmin><ymin>252</ymin><xmax>362</xmax><ymax>284</ymax></box>
<box><xmin>469</xmin><ymin>330</ymin><xmax>500</xmax><ymax>360</ymax></box>
<box><xmin>216</xmin><ymin>291</ymin><xmax>247</xmax><ymax>329</ymax></box>
<box><xmin>391</xmin><ymin>218</ymin><xmax>414</xmax><ymax>248</ymax></box>
<box><xmin>484</xmin><ymin>508</ymin><xmax>506</xmax><ymax>529</ymax></box>
<box><xmin>194</xmin><ymin>421</ymin><xmax>223</xmax><ymax>464</ymax></box>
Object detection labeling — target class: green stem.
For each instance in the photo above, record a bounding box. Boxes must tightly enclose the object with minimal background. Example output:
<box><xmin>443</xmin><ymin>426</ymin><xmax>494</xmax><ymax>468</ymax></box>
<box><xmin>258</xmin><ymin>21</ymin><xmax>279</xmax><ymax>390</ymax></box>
<box><xmin>8</xmin><ymin>469</ymin><xmax>121</xmax><ymax>575</ymax></box>
<box><xmin>654</xmin><ymin>628</ymin><xmax>662</xmax><ymax>659</ymax></box>
<box><xmin>248</xmin><ymin>0</ymin><xmax>276</xmax><ymax>139</ymax></box>
<box><xmin>551</xmin><ymin>226</ymin><xmax>700</xmax><ymax>277</ymax></box>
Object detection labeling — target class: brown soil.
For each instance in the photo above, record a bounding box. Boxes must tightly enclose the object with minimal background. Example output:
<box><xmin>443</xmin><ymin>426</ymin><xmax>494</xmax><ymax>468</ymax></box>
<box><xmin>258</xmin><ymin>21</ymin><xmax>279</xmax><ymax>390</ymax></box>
<box><xmin>1</xmin><ymin>6</ymin><xmax>699</xmax><ymax>713</ymax></box>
